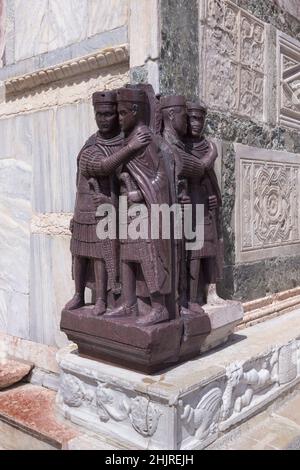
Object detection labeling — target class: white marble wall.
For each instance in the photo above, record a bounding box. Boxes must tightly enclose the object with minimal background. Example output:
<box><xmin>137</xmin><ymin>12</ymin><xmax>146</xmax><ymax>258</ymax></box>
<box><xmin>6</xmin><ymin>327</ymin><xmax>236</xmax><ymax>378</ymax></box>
<box><xmin>0</xmin><ymin>153</ymin><xmax>31</xmax><ymax>338</ymax></box>
<box><xmin>14</xmin><ymin>0</ymin><xmax>129</xmax><ymax>62</ymax></box>
<box><xmin>0</xmin><ymin>99</ymin><xmax>97</xmax><ymax>345</ymax></box>
<box><xmin>30</xmin><ymin>234</ymin><xmax>72</xmax><ymax>347</ymax></box>
<box><xmin>32</xmin><ymin>101</ymin><xmax>96</xmax><ymax>213</ymax></box>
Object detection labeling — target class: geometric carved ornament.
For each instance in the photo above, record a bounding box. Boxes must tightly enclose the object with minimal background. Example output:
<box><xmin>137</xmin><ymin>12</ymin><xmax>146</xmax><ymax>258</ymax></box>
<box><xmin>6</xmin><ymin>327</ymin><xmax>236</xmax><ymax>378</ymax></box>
<box><xmin>278</xmin><ymin>32</ymin><xmax>300</xmax><ymax>130</ymax></box>
<box><xmin>201</xmin><ymin>0</ymin><xmax>266</xmax><ymax>121</ymax></box>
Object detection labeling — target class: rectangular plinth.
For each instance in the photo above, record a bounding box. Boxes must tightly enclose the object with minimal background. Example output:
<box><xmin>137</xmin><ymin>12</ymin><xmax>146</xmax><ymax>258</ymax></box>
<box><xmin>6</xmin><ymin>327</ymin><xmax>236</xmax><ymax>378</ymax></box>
<box><xmin>61</xmin><ymin>307</ymin><xmax>185</xmax><ymax>373</ymax></box>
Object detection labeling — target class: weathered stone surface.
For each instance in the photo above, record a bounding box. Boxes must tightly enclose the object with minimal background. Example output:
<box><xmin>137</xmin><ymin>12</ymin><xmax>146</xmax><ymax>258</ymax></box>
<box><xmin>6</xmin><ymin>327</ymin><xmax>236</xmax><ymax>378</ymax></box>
<box><xmin>0</xmin><ymin>359</ymin><xmax>33</xmax><ymax>389</ymax></box>
<box><xmin>0</xmin><ymin>384</ymin><xmax>78</xmax><ymax>448</ymax></box>
<box><xmin>0</xmin><ymin>332</ymin><xmax>60</xmax><ymax>374</ymax></box>
<box><xmin>265</xmin><ymin>256</ymin><xmax>300</xmax><ymax>294</ymax></box>
<box><xmin>230</xmin><ymin>0</ymin><xmax>300</xmax><ymax>41</ymax></box>
<box><xmin>160</xmin><ymin>0</ymin><xmax>199</xmax><ymax>98</ymax></box>
<box><xmin>275</xmin><ymin>0</ymin><xmax>300</xmax><ymax>19</ymax></box>
<box><xmin>57</xmin><ymin>308</ymin><xmax>300</xmax><ymax>450</ymax></box>
<box><xmin>220</xmin><ymin>262</ymin><xmax>266</xmax><ymax>302</ymax></box>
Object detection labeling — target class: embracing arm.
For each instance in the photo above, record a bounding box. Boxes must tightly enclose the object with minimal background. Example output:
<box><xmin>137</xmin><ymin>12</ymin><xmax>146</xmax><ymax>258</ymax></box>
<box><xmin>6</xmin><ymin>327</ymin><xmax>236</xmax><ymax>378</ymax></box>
<box><xmin>79</xmin><ymin>145</ymin><xmax>135</xmax><ymax>177</ymax></box>
<box><xmin>180</xmin><ymin>141</ymin><xmax>217</xmax><ymax>178</ymax></box>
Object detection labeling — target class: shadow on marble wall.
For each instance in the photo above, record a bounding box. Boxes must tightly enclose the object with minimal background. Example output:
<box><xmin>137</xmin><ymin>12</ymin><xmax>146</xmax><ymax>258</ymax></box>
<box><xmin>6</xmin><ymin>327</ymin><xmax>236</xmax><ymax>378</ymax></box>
<box><xmin>30</xmin><ymin>234</ymin><xmax>73</xmax><ymax>348</ymax></box>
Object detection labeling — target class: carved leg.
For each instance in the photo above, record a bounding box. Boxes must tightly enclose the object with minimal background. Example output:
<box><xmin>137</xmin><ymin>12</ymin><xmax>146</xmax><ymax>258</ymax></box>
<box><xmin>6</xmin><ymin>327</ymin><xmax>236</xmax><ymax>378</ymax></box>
<box><xmin>187</xmin><ymin>258</ymin><xmax>204</xmax><ymax>313</ymax></box>
<box><xmin>93</xmin><ymin>258</ymin><xmax>107</xmax><ymax>316</ymax></box>
<box><xmin>64</xmin><ymin>256</ymin><xmax>88</xmax><ymax>310</ymax></box>
<box><xmin>104</xmin><ymin>261</ymin><xmax>138</xmax><ymax>318</ymax></box>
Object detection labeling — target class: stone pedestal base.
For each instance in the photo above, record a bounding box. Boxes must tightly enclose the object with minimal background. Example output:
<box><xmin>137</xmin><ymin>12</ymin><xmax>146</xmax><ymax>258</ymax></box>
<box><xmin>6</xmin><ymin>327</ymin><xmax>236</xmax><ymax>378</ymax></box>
<box><xmin>60</xmin><ymin>307</ymin><xmax>211</xmax><ymax>373</ymax></box>
<box><xmin>201</xmin><ymin>301</ymin><xmax>244</xmax><ymax>352</ymax></box>
<box><xmin>56</xmin><ymin>308</ymin><xmax>300</xmax><ymax>450</ymax></box>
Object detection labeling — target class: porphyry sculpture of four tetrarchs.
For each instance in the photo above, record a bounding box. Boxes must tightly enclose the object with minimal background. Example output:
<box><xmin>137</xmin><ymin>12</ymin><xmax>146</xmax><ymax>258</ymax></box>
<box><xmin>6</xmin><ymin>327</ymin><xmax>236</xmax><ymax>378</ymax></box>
<box><xmin>65</xmin><ymin>84</ymin><xmax>224</xmax><ymax>326</ymax></box>
<box><xmin>60</xmin><ymin>84</ymin><xmax>226</xmax><ymax>371</ymax></box>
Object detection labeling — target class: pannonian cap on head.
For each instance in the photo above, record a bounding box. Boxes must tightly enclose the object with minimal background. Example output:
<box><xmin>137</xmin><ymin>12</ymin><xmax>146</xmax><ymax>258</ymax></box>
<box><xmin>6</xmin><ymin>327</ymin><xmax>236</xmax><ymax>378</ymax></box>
<box><xmin>187</xmin><ymin>100</ymin><xmax>207</xmax><ymax>114</ymax></box>
<box><xmin>117</xmin><ymin>87</ymin><xmax>147</xmax><ymax>103</ymax></box>
<box><xmin>92</xmin><ymin>91</ymin><xmax>117</xmax><ymax>107</ymax></box>
<box><xmin>160</xmin><ymin>95</ymin><xmax>186</xmax><ymax>109</ymax></box>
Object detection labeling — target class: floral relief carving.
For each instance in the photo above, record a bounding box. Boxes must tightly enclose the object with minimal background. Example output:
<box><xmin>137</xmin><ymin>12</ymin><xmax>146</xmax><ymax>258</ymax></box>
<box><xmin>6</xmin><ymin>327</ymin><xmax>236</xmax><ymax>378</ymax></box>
<box><xmin>241</xmin><ymin>160</ymin><xmax>300</xmax><ymax>252</ymax></box>
<box><xmin>95</xmin><ymin>383</ymin><xmax>161</xmax><ymax>437</ymax></box>
<box><xmin>203</xmin><ymin>0</ymin><xmax>265</xmax><ymax>120</ymax></box>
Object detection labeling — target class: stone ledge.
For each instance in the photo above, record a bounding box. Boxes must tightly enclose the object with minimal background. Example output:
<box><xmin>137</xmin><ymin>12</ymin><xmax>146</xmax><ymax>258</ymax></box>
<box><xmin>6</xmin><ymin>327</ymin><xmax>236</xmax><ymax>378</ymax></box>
<box><xmin>56</xmin><ymin>308</ymin><xmax>300</xmax><ymax>449</ymax></box>
<box><xmin>0</xmin><ymin>359</ymin><xmax>33</xmax><ymax>390</ymax></box>
<box><xmin>240</xmin><ymin>287</ymin><xmax>300</xmax><ymax>329</ymax></box>
<box><xmin>5</xmin><ymin>44</ymin><xmax>129</xmax><ymax>95</ymax></box>
<box><xmin>0</xmin><ymin>384</ymin><xmax>78</xmax><ymax>449</ymax></box>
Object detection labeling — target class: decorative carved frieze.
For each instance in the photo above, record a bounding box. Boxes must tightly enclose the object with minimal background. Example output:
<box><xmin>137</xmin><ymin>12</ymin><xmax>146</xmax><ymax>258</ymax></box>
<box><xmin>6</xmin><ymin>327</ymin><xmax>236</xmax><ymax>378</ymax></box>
<box><xmin>5</xmin><ymin>44</ymin><xmax>129</xmax><ymax>95</ymax></box>
<box><xmin>200</xmin><ymin>0</ymin><xmax>266</xmax><ymax>121</ymax></box>
<box><xmin>235</xmin><ymin>144</ymin><xmax>300</xmax><ymax>263</ymax></box>
<box><xmin>278</xmin><ymin>32</ymin><xmax>300</xmax><ymax>130</ymax></box>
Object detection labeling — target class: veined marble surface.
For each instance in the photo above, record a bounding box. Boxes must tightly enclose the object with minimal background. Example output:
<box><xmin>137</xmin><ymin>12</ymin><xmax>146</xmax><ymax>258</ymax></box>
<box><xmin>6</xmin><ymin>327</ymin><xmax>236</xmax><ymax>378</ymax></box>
<box><xmin>0</xmin><ymin>158</ymin><xmax>31</xmax><ymax>339</ymax></box>
<box><xmin>30</xmin><ymin>233</ymin><xmax>72</xmax><ymax>348</ymax></box>
<box><xmin>14</xmin><ymin>0</ymin><xmax>129</xmax><ymax>62</ymax></box>
<box><xmin>32</xmin><ymin>101</ymin><xmax>96</xmax><ymax>213</ymax></box>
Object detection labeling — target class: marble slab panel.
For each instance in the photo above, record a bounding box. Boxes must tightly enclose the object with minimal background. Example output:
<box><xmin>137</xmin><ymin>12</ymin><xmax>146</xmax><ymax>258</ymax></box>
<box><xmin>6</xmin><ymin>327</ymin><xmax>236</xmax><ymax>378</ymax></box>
<box><xmin>32</xmin><ymin>102</ymin><xmax>96</xmax><ymax>213</ymax></box>
<box><xmin>47</xmin><ymin>0</ymin><xmax>88</xmax><ymax>52</ymax></box>
<box><xmin>88</xmin><ymin>0</ymin><xmax>129</xmax><ymax>38</ymax></box>
<box><xmin>235</xmin><ymin>144</ymin><xmax>300</xmax><ymax>263</ymax></box>
<box><xmin>29</xmin><ymin>233</ymin><xmax>73</xmax><ymax>348</ymax></box>
<box><xmin>14</xmin><ymin>0</ymin><xmax>49</xmax><ymax>61</ymax></box>
<box><xmin>0</xmin><ymin>158</ymin><xmax>31</xmax><ymax>339</ymax></box>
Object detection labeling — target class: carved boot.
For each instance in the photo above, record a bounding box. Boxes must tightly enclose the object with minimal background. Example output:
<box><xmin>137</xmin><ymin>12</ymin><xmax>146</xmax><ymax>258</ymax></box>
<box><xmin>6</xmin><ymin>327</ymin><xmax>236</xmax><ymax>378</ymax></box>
<box><xmin>64</xmin><ymin>292</ymin><xmax>84</xmax><ymax>310</ymax></box>
<box><xmin>92</xmin><ymin>298</ymin><xmax>106</xmax><ymax>316</ymax></box>
<box><xmin>136</xmin><ymin>306</ymin><xmax>169</xmax><ymax>327</ymax></box>
<box><xmin>104</xmin><ymin>303</ymin><xmax>138</xmax><ymax>318</ymax></box>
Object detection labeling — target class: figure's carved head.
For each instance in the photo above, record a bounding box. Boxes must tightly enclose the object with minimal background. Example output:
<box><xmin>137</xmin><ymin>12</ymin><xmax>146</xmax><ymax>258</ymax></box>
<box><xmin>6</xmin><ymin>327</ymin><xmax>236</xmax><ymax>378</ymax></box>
<box><xmin>92</xmin><ymin>91</ymin><xmax>120</xmax><ymax>138</ymax></box>
<box><xmin>186</xmin><ymin>101</ymin><xmax>207</xmax><ymax>138</ymax></box>
<box><xmin>161</xmin><ymin>95</ymin><xmax>187</xmax><ymax>137</ymax></box>
<box><xmin>117</xmin><ymin>88</ymin><xmax>147</xmax><ymax>134</ymax></box>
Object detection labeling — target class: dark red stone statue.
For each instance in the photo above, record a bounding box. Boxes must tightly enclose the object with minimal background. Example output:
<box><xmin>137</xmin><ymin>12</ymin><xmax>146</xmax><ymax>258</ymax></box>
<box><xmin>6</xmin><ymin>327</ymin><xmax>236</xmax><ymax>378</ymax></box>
<box><xmin>60</xmin><ymin>85</ymin><xmax>229</xmax><ymax>374</ymax></box>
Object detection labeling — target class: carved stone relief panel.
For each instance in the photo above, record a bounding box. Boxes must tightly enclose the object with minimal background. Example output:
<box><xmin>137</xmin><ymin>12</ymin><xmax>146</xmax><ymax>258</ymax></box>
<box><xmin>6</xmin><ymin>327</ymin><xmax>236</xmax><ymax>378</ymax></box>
<box><xmin>278</xmin><ymin>32</ymin><xmax>300</xmax><ymax>130</ymax></box>
<box><xmin>200</xmin><ymin>0</ymin><xmax>266</xmax><ymax>121</ymax></box>
<box><xmin>235</xmin><ymin>144</ymin><xmax>300</xmax><ymax>263</ymax></box>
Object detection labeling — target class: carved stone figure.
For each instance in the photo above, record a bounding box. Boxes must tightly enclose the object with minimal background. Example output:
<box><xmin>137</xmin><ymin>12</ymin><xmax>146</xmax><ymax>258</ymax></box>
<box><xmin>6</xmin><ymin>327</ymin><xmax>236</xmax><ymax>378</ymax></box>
<box><xmin>60</xmin><ymin>85</ymin><xmax>242</xmax><ymax>374</ymax></box>
<box><xmin>161</xmin><ymin>95</ymin><xmax>211</xmax><ymax>313</ymax></box>
<box><xmin>65</xmin><ymin>91</ymin><xmax>123</xmax><ymax>316</ymax></box>
<box><xmin>65</xmin><ymin>91</ymin><xmax>150</xmax><ymax>316</ymax></box>
<box><xmin>185</xmin><ymin>100</ymin><xmax>224</xmax><ymax>307</ymax></box>
<box><xmin>105</xmin><ymin>87</ymin><xmax>172</xmax><ymax>327</ymax></box>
